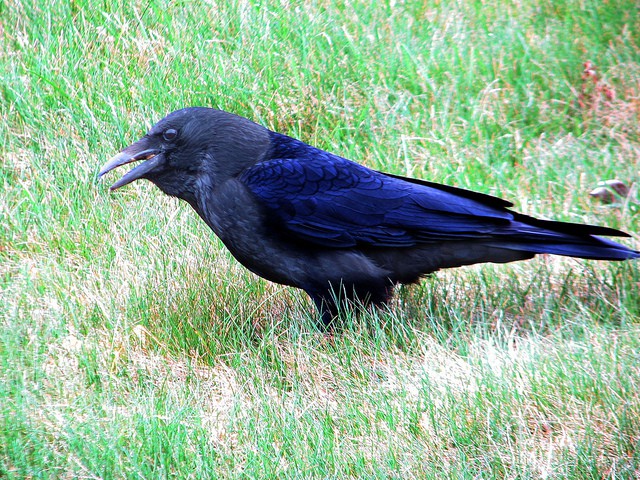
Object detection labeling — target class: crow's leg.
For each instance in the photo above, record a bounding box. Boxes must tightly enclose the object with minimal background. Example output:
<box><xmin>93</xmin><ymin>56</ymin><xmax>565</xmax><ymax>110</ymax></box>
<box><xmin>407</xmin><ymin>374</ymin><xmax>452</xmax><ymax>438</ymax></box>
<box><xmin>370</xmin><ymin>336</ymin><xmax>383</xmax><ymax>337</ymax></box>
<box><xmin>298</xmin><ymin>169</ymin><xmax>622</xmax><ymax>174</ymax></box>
<box><xmin>309</xmin><ymin>293</ymin><xmax>339</xmax><ymax>330</ymax></box>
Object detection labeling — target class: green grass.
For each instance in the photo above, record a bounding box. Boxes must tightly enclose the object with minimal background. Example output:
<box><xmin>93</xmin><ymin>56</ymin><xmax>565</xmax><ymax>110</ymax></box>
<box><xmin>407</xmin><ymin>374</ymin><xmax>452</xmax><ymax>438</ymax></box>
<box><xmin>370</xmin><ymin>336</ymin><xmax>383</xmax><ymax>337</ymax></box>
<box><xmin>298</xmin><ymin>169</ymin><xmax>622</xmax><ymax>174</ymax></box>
<box><xmin>2</xmin><ymin>0</ymin><xmax>640</xmax><ymax>477</ymax></box>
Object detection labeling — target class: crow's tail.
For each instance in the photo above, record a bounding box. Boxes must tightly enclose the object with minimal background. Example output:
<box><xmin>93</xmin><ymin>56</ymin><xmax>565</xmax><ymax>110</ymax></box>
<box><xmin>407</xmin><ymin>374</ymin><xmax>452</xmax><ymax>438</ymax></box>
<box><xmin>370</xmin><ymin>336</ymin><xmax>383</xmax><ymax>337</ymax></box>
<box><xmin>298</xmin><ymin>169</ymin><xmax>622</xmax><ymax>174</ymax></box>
<box><xmin>488</xmin><ymin>214</ymin><xmax>639</xmax><ymax>261</ymax></box>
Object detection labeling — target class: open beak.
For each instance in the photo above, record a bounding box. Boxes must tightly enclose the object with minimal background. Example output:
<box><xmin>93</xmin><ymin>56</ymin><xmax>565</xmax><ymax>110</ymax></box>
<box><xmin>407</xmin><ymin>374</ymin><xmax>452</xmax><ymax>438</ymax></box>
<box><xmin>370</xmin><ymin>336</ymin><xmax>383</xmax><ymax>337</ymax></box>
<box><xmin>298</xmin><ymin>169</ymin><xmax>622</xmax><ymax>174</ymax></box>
<box><xmin>98</xmin><ymin>140</ymin><xmax>163</xmax><ymax>191</ymax></box>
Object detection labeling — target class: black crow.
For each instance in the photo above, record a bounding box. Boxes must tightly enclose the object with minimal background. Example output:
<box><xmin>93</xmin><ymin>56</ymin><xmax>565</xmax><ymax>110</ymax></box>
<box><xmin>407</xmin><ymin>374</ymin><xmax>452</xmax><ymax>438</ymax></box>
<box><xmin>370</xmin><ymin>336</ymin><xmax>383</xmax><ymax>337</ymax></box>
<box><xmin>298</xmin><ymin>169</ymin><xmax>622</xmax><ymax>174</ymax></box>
<box><xmin>99</xmin><ymin>107</ymin><xmax>639</xmax><ymax>327</ymax></box>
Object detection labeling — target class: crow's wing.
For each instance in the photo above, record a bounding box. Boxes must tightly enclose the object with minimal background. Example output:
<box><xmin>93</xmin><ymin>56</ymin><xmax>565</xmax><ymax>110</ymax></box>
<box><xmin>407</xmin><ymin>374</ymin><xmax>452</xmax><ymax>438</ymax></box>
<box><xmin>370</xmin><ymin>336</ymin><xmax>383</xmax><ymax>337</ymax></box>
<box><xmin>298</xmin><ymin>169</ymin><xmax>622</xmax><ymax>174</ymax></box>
<box><xmin>240</xmin><ymin>155</ymin><xmax>522</xmax><ymax>248</ymax></box>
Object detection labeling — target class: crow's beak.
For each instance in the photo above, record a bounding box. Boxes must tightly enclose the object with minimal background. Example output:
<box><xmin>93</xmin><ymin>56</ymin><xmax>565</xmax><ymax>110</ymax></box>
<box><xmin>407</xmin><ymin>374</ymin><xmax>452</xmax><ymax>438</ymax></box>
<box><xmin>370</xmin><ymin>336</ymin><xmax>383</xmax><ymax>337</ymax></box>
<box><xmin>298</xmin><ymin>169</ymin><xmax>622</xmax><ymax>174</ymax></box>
<box><xmin>98</xmin><ymin>140</ymin><xmax>163</xmax><ymax>191</ymax></box>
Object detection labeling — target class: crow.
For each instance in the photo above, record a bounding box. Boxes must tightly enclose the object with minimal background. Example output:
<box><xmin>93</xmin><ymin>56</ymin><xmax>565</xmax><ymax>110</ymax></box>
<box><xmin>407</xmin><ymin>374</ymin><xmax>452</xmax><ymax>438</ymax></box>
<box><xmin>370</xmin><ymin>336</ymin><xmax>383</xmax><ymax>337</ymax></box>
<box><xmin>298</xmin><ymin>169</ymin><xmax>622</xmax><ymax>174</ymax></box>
<box><xmin>99</xmin><ymin>107</ymin><xmax>639</xmax><ymax>327</ymax></box>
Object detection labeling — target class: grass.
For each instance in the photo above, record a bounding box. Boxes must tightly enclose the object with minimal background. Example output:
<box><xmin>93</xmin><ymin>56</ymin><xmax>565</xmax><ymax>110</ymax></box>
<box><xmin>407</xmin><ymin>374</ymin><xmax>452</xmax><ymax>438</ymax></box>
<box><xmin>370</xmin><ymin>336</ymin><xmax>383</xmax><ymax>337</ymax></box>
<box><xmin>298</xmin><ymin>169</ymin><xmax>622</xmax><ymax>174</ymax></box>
<box><xmin>1</xmin><ymin>0</ymin><xmax>640</xmax><ymax>477</ymax></box>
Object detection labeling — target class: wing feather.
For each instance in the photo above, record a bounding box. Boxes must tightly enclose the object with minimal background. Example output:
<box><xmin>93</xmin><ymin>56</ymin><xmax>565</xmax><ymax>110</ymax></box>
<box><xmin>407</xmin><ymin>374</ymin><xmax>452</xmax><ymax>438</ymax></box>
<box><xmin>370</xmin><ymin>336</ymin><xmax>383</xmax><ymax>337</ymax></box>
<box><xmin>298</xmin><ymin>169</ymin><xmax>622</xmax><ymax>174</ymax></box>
<box><xmin>240</xmin><ymin>155</ymin><xmax>514</xmax><ymax>248</ymax></box>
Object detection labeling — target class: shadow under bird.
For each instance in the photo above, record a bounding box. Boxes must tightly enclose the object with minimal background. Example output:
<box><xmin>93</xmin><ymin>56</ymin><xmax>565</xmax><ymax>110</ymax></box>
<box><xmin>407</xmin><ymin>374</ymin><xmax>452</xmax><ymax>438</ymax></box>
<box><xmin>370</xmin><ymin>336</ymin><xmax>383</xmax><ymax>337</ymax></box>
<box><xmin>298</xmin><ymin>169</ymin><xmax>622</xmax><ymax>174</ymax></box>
<box><xmin>98</xmin><ymin>107</ymin><xmax>639</xmax><ymax>327</ymax></box>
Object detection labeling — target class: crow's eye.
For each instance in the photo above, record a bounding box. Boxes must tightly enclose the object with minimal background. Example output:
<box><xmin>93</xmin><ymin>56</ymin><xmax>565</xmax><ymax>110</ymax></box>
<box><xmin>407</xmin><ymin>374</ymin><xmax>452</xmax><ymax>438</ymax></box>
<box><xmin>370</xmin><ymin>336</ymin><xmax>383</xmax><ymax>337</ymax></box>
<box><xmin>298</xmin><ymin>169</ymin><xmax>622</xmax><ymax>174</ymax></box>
<box><xmin>162</xmin><ymin>128</ymin><xmax>178</xmax><ymax>141</ymax></box>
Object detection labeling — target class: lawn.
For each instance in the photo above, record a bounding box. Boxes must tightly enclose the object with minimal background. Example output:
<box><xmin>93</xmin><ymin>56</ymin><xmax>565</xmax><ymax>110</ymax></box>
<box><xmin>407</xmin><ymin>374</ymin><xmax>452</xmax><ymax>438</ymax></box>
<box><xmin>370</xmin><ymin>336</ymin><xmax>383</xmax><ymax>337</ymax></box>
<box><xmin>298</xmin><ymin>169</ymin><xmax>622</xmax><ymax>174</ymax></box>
<box><xmin>1</xmin><ymin>0</ymin><xmax>639</xmax><ymax>477</ymax></box>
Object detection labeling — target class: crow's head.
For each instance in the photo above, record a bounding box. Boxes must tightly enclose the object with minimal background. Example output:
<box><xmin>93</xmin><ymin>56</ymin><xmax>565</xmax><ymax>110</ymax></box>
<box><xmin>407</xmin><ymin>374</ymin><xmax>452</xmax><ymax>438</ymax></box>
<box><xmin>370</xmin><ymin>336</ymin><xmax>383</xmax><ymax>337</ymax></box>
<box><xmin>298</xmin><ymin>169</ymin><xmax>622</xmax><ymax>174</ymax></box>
<box><xmin>99</xmin><ymin>107</ymin><xmax>270</xmax><ymax>201</ymax></box>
